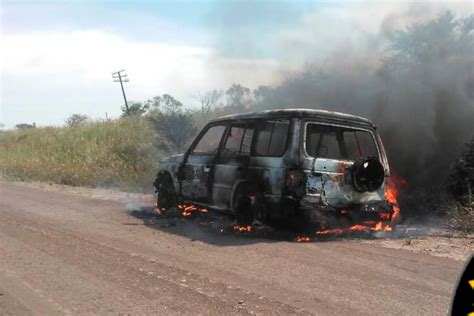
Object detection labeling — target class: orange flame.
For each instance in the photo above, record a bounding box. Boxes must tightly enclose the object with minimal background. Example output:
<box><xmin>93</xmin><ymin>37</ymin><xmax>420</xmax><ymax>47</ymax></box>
<box><xmin>233</xmin><ymin>225</ymin><xmax>253</xmax><ymax>232</ymax></box>
<box><xmin>316</xmin><ymin>227</ymin><xmax>345</xmax><ymax>235</ymax></box>
<box><xmin>177</xmin><ymin>204</ymin><xmax>208</xmax><ymax>217</ymax></box>
<box><xmin>295</xmin><ymin>236</ymin><xmax>311</xmax><ymax>242</ymax></box>
<box><xmin>385</xmin><ymin>175</ymin><xmax>405</xmax><ymax>221</ymax></box>
<box><xmin>378</xmin><ymin>212</ymin><xmax>391</xmax><ymax>220</ymax></box>
<box><xmin>155</xmin><ymin>207</ymin><xmax>165</xmax><ymax>215</ymax></box>
<box><xmin>315</xmin><ymin>220</ymin><xmax>393</xmax><ymax>235</ymax></box>
<box><xmin>348</xmin><ymin>224</ymin><xmax>369</xmax><ymax>232</ymax></box>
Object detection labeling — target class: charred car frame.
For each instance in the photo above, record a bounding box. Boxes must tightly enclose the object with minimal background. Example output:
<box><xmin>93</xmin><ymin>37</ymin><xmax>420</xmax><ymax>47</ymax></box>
<box><xmin>154</xmin><ymin>109</ymin><xmax>394</xmax><ymax>226</ymax></box>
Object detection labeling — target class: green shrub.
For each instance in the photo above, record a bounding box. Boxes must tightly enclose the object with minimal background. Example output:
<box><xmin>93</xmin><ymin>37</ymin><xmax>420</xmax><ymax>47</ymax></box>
<box><xmin>0</xmin><ymin>116</ymin><xmax>169</xmax><ymax>192</ymax></box>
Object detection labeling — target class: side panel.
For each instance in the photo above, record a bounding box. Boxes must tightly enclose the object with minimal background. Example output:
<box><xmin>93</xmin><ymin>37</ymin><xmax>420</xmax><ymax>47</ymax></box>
<box><xmin>248</xmin><ymin>157</ymin><xmax>286</xmax><ymax>204</ymax></box>
<box><xmin>181</xmin><ymin>154</ymin><xmax>215</xmax><ymax>203</ymax></box>
<box><xmin>247</xmin><ymin>117</ymin><xmax>300</xmax><ymax>206</ymax></box>
<box><xmin>212</xmin><ymin>156</ymin><xmax>249</xmax><ymax>209</ymax></box>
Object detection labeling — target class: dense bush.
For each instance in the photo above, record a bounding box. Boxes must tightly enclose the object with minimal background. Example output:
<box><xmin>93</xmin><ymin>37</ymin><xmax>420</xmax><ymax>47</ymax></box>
<box><xmin>0</xmin><ymin>116</ymin><xmax>170</xmax><ymax>192</ymax></box>
<box><xmin>445</xmin><ymin>138</ymin><xmax>474</xmax><ymax>232</ymax></box>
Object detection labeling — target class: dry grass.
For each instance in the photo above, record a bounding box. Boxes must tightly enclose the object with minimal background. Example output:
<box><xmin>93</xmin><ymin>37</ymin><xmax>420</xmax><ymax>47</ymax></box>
<box><xmin>0</xmin><ymin>117</ymin><xmax>169</xmax><ymax>192</ymax></box>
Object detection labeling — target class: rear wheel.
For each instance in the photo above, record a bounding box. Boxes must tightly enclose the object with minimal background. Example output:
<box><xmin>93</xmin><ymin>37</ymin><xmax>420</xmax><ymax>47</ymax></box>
<box><xmin>233</xmin><ymin>183</ymin><xmax>266</xmax><ymax>226</ymax></box>
<box><xmin>155</xmin><ymin>174</ymin><xmax>176</xmax><ymax>211</ymax></box>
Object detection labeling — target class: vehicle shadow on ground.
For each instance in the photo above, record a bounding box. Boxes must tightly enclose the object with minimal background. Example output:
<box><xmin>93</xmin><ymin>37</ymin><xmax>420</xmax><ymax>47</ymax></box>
<box><xmin>126</xmin><ymin>206</ymin><xmax>383</xmax><ymax>246</ymax></box>
<box><xmin>127</xmin><ymin>206</ymin><xmax>289</xmax><ymax>246</ymax></box>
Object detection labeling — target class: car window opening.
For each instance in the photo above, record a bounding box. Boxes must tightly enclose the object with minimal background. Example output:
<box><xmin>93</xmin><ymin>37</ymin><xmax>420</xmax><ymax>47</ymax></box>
<box><xmin>306</xmin><ymin>124</ymin><xmax>378</xmax><ymax>160</ymax></box>
<box><xmin>254</xmin><ymin>119</ymin><xmax>290</xmax><ymax>157</ymax></box>
<box><xmin>223</xmin><ymin>123</ymin><xmax>254</xmax><ymax>157</ymax></box>
<box><xmin>192</xmin><ymin>125</ymin><xmax>226</xmax><ymax>155</ymax></box>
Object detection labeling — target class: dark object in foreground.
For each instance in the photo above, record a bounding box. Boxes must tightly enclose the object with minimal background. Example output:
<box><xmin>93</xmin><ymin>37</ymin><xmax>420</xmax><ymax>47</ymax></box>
<box><xmin>450</xmin><ymin>255</ymin><xmax>473</xmax><ymax>316</ymax></box>
<box><xmin>154</xmin><ymin>109</ymin><xmax>396</xmax><ymax>228</ymax></box>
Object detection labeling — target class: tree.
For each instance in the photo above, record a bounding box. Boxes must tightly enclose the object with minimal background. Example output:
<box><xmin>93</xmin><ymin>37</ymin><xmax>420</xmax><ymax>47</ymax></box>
<box><xmin>16</xmin><ymin>123</ymin><xmax>35</xmax><ymax>129</ymax></box>
<box><xmin>145</xmin><ymin>94</ymin><xmax>183</xmax><ymax>113</ymax></box>
<box><xmin>65</xmin><ymin>114</ymin><xmax>89</xmax><ymax>127</ymax></box>
<box><xmin>448</xmin><ymin>138</ymin><xmax>474</xmax><ymax>205</ymax></box>
<box><xmin>196</xmin><ymin>90</ymin><xmax>223</xmax><ymax>117</ymax></box>
<box><xmin>253</xmin><ymin>85</ymin><xmax>273</xmax><ymax>101</ymax></box>
<box><xmin>144</xmin><ymin>94</ymin><xmax>196</xmax><ymax>151</ymax></box>
<box><xmin>226</xmin><ymin>84</ymin><xmax>252</xmax><ymax>109</ymax></box>
<box><xmin>161</xmin><ymin>94</ymin><xmax>183</xmax><ymax>113</ymax></box>
<box><xmin>121</xmin><ymin>102</ymin><xmax>149</xmax><ymax>117</ymax></box>
<box><xmin>148</xmin><ymin>110</ymin><xmax>196</xmax><ymax>152</ymax></box>
<box><xmin>387</xmin><ymin>11</ymin><xmax>474</xmax><ymax>68</ymax></box>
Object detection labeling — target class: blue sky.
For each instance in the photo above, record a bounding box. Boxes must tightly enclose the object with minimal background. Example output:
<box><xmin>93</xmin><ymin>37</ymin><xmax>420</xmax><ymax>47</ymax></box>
<box><xmin>3</xmin><ymin>0</ymin><xmax>319</xmax><ymax>57</ymax></box>
<box><xmin>1</xmin><ymin>0</ymin><xmax>471</xmax><ymax>128</ymax></box>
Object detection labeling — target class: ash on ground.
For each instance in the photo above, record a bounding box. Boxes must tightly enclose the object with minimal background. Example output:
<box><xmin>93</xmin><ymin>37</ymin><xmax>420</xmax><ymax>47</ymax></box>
<box><xmin>127</xmin><ymin>206</ymin><xmax>473</xmax><ymax>261</ymax></box>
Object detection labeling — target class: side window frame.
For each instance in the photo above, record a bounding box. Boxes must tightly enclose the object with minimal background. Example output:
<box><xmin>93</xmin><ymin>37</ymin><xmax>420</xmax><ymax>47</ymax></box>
<box><xmin>251</xmin><ymin>118</ymin><xmax>291</xmax><ymax>157</ymax></box>
<box><xmin>220</xmin><ymin>120</ymin><xmax>256</xmax><ymax>158</ymax></box>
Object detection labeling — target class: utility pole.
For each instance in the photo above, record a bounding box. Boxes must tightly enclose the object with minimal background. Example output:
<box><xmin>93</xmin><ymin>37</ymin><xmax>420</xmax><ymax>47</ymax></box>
<box><xmin>112</xmin><ymin>70</ymin><xmax>130</xmax><ymax>115</ymax></box>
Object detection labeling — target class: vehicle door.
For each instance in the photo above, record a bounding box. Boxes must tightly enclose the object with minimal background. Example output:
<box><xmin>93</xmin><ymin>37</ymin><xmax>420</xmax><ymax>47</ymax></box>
<box><xmin>212</xmin><ymin>121</ymin><xmax>255</xmax><ymax>209</ymax></box>
<box><xmin>180</xmin><ymin>123</ymin><xmax>227</xmax><ymax>203</ymax></box>
<box><xmin>303</xmin><ymin>122</ymin><xmax>384</xmax><ymax>207</ymax></box>
<box><xmin>249</xmin><ymin>119</ymin><xmax>291</xmax><ymax>197</ymax></box>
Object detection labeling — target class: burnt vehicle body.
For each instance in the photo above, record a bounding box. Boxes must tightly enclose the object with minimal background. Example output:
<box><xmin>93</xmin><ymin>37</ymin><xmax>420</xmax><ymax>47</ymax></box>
<box><xmin>154</xmin><ymin>109</ymin><xmax>393</xmax><ymax>226</ymax></box>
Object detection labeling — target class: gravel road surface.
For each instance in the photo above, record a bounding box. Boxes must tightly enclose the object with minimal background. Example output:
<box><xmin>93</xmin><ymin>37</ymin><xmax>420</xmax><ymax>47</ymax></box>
<box><xmin>0</xmin><ymin>181</ymin><xmax>470</xmax><ymax>315</ymax></box>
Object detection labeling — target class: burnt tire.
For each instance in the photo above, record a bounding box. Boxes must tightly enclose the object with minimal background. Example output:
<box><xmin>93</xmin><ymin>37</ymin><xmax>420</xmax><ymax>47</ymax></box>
<box><xmin>351</xmin><ymin>157</ymin><xmax>385</xmax><ymax>192</ymax></box>
<box><xmin>233</xmin><ymin>184</ymin><xmax>266</xmax><ymax>226</ymax></box>
<box><xmin>154</xmin><ymin>174</ymin><xmax>176</xmax><ymax>211</ymax></box>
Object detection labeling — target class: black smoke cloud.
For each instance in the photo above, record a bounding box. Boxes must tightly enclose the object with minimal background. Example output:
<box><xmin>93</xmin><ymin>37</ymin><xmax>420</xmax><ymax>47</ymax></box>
<box><xmin>250</xmin><ymin>10</ymin><xmax>474</xmax><ymax>191</ymax></box>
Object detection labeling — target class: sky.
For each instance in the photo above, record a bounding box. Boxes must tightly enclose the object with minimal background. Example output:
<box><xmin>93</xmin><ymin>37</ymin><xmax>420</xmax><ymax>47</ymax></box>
<box><xmin>1</xmin><ymin>0</ymin><xmax>472</xmax><ymax>128</ymax></box>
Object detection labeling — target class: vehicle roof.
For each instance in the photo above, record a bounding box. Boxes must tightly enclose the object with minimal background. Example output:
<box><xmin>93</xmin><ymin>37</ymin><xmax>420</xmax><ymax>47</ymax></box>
<box><xmin>211</xmin><ymin>108</ymin><xmax>375</xmax><ymax>126</ymax></box>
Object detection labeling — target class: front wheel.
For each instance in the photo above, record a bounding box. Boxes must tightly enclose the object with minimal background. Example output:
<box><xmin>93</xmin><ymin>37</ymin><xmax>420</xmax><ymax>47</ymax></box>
<box><xmin>155</xmin><ymin>174</ymin><xmax>176</xmax><ymax>211</ymax></box>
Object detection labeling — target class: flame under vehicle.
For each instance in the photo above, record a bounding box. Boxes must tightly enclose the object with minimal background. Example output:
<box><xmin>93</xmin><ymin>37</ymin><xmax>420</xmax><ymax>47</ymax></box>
<box><xmin>154</xmin><ymin>109</ymin><xmax>395</xmax><ymax>227</ymax></box>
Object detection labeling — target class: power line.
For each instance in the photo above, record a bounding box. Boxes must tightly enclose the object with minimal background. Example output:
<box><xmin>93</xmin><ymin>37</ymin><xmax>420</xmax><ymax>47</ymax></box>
<box><xmin>112</xmin><ymin>70</ymin><xmax>130</xmax><ymax>115</ymax></box>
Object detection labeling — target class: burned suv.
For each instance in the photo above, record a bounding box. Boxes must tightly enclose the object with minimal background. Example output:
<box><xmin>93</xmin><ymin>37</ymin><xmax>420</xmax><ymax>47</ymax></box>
<box><xmin>154</xmin><ymin>109</ymin><xmax>393</xmax><ymax>226</ymax></box>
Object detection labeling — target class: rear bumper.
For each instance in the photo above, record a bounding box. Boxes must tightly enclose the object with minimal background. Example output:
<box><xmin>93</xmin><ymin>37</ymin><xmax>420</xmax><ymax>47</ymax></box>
<box><xmin>299</xmin><ymin>196</ymin><xmax>393</xmax><ymax>214</ymax></box>
<box><xmin>298</xmin><ymin>198</ymin><xmax>394</xmax><ymax>223</ymax></box>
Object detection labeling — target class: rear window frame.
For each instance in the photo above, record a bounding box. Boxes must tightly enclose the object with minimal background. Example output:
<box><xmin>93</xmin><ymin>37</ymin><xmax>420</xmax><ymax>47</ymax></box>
<box><xmin>302</xmin><ymin>121</ymin><xmax>381</xmax><ymax>162</ymax></box>
<box><xmin>251</xmin><ymin>118</ymin><xmax>291</xmax><ymax>158</ymax></box>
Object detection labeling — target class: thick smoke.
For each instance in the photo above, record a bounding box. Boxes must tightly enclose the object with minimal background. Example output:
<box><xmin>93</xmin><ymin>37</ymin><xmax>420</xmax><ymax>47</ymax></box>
<box><xmin>209</xmin><ymin>3</ymin><xmax>474</xmax><ymax>216</ymax></box>
<box><xmin>253</xmin><ymin>8</ymin><xmax>474</xmax><ymax>191</ymax></box>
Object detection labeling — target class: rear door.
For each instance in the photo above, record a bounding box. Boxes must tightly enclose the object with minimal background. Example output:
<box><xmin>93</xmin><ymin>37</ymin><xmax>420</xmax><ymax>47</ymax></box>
<box><xmin>212</xmin><ymin>121</ymin><xmax>255</xmax><ymax>209</ymax></box>
<box><xmin>180</xmin><ymin>123</ymin><xmax>227</xmax><ymax>203</ymax></box>
<box><xmin>303</xmin><ymin>122</ymin><xmax>384</xmax><ymax>207</ymax></box>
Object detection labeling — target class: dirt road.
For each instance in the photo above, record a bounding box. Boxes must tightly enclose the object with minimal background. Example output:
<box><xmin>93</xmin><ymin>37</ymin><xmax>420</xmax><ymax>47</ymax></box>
<box><xmin>0</xmin><ymin>181</ymin><xmax>470</xmax><ymax>315</ymax></box>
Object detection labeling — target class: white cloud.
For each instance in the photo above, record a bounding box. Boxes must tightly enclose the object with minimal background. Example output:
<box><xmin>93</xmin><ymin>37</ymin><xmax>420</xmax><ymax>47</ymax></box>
<box><xmin>1</xmin><ymin>30</ymin><xmax>282</xmax><ymax>127</ymax></box>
